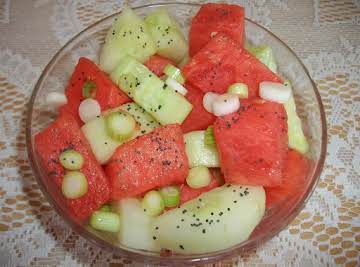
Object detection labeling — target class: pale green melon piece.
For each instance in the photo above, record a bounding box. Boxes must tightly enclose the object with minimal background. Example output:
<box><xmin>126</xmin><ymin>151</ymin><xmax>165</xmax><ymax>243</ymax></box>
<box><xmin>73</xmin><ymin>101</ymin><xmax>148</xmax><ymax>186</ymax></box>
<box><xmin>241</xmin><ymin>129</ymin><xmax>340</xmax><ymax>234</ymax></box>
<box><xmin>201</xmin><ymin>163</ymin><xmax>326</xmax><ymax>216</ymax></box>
<box><xmin>247</xmin><ymin>45</ymin><xmax>277</xmax><ymax>73</ymax></box>
<box><xmin>145</xmin><ymin>8</ymin><xmax>188</xmax><ymax>63</ymax></box>
<box><xmin>100</xmin><ymin>7</ymin><xmax>156</xmax><ymax>73</ymax></box>
<box><xmin>152</xmin><ymin>184</ymin><xmax>265</xmax><ymax>254</ymax></box>
<box><xmin>110</xmin><ymin>56</ymin><xmax>192</xmax><ymax>125</ymax></box>
<box><xmin>112</xmin><ymin>198</ymin><xmax>160</xmax><ymax>252</ymax></box>
<box><xmin>284</xmin><ymin>81</ymin><xmax>309</xmax><ymax>154</ymax></box>
<box><xmin>184</xmin><ymin>131</ymin><xmax>219</xmax><ymax>168</ymax></box>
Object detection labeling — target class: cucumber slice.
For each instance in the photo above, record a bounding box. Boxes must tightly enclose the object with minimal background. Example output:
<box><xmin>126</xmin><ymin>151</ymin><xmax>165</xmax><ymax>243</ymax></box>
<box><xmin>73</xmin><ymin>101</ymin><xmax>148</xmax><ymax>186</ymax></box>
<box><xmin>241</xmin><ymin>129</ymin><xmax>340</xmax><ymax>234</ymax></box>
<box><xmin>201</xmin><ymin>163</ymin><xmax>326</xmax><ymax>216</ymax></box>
<box><xmin>152</xmin><ymin>184</ymin><xmax>265</xmax><ymax>254</ymax></box>
<box><xmin>283</xmin><ymin>81</ymin><xmax>309</xmax><ymax>154</ymax></box>
<box><xmin>119</xmin><ymin>102</ymin><xmax>160</xmax><ymax>135</ymax></box>
<box><xmin>81</xmin><ymin>116</ymin><xmax>122</xmax><ymax>164</ymax></box>
<box><xmin>145</xmin><ymin>8</ymin><xmax>188</xmax><ymax>63</ymax></box>
<box><xmin>186</xmin><ymin>166</ymin><xmax>211</xmax><ymax>189</ymax></box>
<box><xmin>247</xmin><ymin>45</ymin><xmax>277</xmax><ymax>73</ymax></box>
<box><xmin>184</xmin><ymin>131</ymin><xmax>220</xmax><ymax>168</ymax></box>
<box><xmin>100</xmin><ymin>7</ymin><xmax>156</xmax><ymax>73</ymax></box>
<box><xmin>112</xmin><ymin>198</ymin><xmax>160</xmax><ymax>251</ymax></box>
<box><xmin>59</xmin><ymin>149</ymin><xmax>84</xmax><ymax>170</ymax></box>
<box><xmin>105</xmin><ymin>111</ymin><xmax>136</xmax><ymax>141</ymax></box>
<box><xmin>110</xmin><ymin>56</ymin><xmax>192</xmax><ymax>125</ymax></box>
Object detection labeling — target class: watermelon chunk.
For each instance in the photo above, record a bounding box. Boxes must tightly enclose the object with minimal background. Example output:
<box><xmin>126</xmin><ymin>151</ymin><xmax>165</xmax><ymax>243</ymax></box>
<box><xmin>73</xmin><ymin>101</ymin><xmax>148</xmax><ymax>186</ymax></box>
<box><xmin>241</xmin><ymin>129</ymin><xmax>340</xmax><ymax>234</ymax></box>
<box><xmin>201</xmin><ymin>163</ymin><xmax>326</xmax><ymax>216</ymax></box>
<box><xmin>189</xmin><ymin>3</ymin><xmax>245</xmax><ymax>56</ymax></box>
<box><xmin>181</xmin><ymin>83</ymin><xmax>216</xmax><ymax>133</ymax></box>
<box><xmin>106</xmin><ymin>124</ymin><xmax>189</xmax><ymax>199</ymax></box>
<box><xmin>62</xmin><ymin>57</ymin><xmax>131</xmax><ymax>123</ymax></box>
<box><xmin>183</xmin><ymin>34</ymin><xmax>282</xmax><ymax>97</ymax></box>
<box><xmin>213</xmin><ymin>100</ymin><xmax>288</xmax><ymax>187</ymax></box>
<box><xmin>180</xmin><ymin>171</ymin><xmax>219</xmax><ymax>204</ymax></box>
<box><xmin>34</xmin><ymin>114</ymin><xmax>110</xmax><ymax>220</ymax></box>
<box><xmin>265</xmin><ymin>150</ymin><xmax>310</xmax><ymax>208</ymax></box>
<box><xmin>144</xmin><ymin>54</ymin><xmax>175</xmax><ymax>77</ymax></box>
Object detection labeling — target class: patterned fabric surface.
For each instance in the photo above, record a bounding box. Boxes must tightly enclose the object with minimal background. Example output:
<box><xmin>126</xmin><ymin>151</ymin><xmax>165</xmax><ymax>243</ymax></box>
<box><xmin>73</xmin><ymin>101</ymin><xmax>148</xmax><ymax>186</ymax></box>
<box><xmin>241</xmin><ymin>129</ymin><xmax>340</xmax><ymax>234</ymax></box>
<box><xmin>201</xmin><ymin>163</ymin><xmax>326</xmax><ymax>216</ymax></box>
<box><xmin>0</xmin><ymin>0</ymin><xmax>359</xmax><ymax>266</ymax></box>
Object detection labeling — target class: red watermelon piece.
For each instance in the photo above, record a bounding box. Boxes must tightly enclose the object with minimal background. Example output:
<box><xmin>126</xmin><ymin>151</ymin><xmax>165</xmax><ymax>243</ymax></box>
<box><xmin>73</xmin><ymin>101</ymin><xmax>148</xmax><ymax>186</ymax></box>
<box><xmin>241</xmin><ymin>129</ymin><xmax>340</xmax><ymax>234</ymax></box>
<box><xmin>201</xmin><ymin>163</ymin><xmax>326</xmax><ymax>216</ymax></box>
<box><xmin>265</xmin><ymin>150</ymin><xmax>310</xmax><ymax>208</ymax></box>
<box><xmin>180</xmin><ymin>171</ymin><xmax>219</xmax><ymax>204</ymax></box>
<box><xmin>183</xmin><ymin>34</ymin><xmax>282</xmax><ymax>97</ymax></box>
<box><xmin>106</xmin><ymin>124</ymin><xmax>189</xmax><ymax>200</ymax></box>
<box><xmin>144</xmin><ymin>54</ymin><xmax>175</xmax><ymax>77</ymax></box>
<box><xmin>181</xmin><ymin>83</ymin><xmax>216</xmax><ymax>133</ymax></box>
<box><xmin>34</xmin><ymin>114</ymin><xmax>110</xmax><ymax>220</ymax></box>
<box><xmin>189</xmin><ymin>3</ymin><xmax>245</xmax><ymax>56</ymax></box>
<box><xmin>61</xmin><ymin>57</ymin><xmax>130</xmax><ymax>123</ymax></box>
<box><xmin>213</xmin><ymin>99</ymin><xmax>288</xmax><ymax>187</ymax></box>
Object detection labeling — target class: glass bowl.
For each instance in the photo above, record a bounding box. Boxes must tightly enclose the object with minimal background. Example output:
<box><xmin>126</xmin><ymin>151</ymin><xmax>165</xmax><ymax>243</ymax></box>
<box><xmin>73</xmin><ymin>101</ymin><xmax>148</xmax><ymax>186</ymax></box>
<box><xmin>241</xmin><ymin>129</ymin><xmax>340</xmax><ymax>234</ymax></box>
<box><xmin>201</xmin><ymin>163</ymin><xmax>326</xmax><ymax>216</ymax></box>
<box><xmin>26</xmin><ymin>2</ymin><xmax>327</xmax><ymax>265</ymax></box>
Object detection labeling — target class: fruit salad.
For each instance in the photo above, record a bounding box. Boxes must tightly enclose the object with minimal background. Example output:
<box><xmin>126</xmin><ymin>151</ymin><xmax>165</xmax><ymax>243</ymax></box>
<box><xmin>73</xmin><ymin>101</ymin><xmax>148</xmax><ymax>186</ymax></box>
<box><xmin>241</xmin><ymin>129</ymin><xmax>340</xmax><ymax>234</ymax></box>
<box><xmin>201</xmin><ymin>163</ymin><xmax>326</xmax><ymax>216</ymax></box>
<box><xmin>35</xmin><ymin>3</ymin><xmax>311</xmax><ymax>254</ymax></box>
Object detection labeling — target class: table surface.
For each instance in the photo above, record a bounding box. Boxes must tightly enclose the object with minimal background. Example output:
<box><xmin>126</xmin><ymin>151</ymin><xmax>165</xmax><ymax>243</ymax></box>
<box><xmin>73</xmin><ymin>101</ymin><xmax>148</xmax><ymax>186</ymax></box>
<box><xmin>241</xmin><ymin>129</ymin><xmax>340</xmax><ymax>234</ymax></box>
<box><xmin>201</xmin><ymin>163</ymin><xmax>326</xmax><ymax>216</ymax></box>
<box><xmin>0</xmin><ymin>0</ymin><xmax>359</xmax><ymax>266</ymax></box>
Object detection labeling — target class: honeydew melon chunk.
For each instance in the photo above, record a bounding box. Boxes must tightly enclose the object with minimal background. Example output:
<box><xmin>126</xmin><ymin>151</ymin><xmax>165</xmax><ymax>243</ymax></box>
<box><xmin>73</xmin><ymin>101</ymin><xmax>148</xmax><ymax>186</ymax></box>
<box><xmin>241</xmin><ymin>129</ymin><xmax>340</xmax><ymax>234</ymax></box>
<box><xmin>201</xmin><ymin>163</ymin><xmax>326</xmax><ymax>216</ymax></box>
<box><xmin>112</xmin><ymin>198</ymin><xmax>160</xmax><ymax>252</ymax></box>
<box><xmin>145</xmin><ymin>8</ymin><xmax>188</xmax><ymax>63</ymax></box>
<box><xmin>152</xmin><ymin>184</ymin><xmax>265</xmax><ymax>254</ymax></box>
<box><xmin>100</xmin><ymin>7</ymin><xmax>156</xmax><ymax>73</ymax></box>
<box><xmin>110</xmin><ymin>56</ymin><xmax>192</xmax><ymax>125</ymax></box>
<box><xmin>184</xmin><ymin>131</ymin><xmax>220</xmax><ymax>168</ymax></box>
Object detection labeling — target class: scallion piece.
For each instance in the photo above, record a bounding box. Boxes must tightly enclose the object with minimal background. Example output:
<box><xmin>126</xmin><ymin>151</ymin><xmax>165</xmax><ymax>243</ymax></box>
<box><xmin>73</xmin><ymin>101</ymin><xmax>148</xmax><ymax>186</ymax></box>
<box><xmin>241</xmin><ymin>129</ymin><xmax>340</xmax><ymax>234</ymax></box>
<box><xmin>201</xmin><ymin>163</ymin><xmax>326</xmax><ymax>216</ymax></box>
<box><xmin>89</xmin><ymin>211</ymin><xmax>121</xmax><ymax>232</ymax></box>
<box><xmin>227</xmin><ymin>83</ymin><xmax>248</xmax><ymax>99</ymax></box>
<box><xmin>186</xmin><ymin>166</ymin><xmax>211</xmax><ymax>189</ymax></box>
<box><xmin>105</xmin><ymin>111</ymin><xmax>136</xmax><ymax>141</ymax></box>
<box><xmin>164</xmin><ymin>64</ymin><xmax>185</xmax><ymax>84</ymax></box>
<box><xmin>204</xmin><ymin>126</ymin><xmax>216</xmax><ymax>146</ymax></box>
<box><xmin>159</xmin><ymin>186</ymin><xmax>180</xmax><ymax>208</ymax></box>
<box><xmin>99</xmin><ymin>204</ymin><xmax>111</xmax><ymax>212</ymax></box>
<box><xmin>141</xmin><ymin>190</ymin><xmax>165</xmax><ymax>216</ymax></box>
<box><xmin>59</xmin><ymin>149</ymin><xmax>84</xmax><ymax>170</ymax></box>
<box><xmin>61</xmin><ymin>171</ymin><xmax>88</xmax><ymax>199</ymax></box>
<box><xmin>82</xmin><ymin>81</ymin><xmax>97</xmax><ymax>98</ymax></box>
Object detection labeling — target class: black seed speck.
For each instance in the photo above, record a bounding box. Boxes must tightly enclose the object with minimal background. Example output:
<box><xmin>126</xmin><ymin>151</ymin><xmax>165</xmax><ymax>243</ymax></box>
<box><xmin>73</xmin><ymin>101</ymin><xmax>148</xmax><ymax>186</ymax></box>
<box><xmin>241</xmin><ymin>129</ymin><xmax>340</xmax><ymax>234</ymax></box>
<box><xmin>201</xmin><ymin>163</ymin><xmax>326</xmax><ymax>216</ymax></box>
<box><xmin>211</xmin><ymin>212</ymin><xmax>214</xmax><ymax>216</ymax></box>
<box><xmin>176</xmin><ymin>225</ymin><xmax>180</xmax><ymax>229</ymax></box>
<box><xmin>182</xmin><ymin>209</ymin><xmax>187</xmax><ymax>214</ymax></box>
<box><xmin>179</xmin><ymin>245</ymin><xmax>184</xmax><ymax>250</ymax></box>
<box><xmin>153</xmin><ymin>236</ymin><xmax>157</xmax><ymax>240</ymax></box>
<box><xmin>155</xmin><ymin>226</ymin><xmax>159</xmax><ymax>230</ymax></box>
<box><xmin>227</xmin><ymin>208</ymin><xmax>231</xmax><ymax>211</ymax></box>
<box><xmin>202</xmin><ymin>229</ymin><xmax>206</xmax><ymax>234</ymax></box>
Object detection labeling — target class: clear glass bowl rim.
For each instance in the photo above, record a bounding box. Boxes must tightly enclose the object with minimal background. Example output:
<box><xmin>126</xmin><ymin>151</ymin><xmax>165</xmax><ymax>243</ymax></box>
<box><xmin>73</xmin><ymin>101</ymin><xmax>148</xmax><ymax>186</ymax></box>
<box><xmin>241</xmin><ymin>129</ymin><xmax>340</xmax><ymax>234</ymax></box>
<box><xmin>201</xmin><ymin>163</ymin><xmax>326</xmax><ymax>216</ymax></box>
<box><xmin>26</xmin><ymin>2</ymin><xmax>327</xmax><ymax>265</ymax></box>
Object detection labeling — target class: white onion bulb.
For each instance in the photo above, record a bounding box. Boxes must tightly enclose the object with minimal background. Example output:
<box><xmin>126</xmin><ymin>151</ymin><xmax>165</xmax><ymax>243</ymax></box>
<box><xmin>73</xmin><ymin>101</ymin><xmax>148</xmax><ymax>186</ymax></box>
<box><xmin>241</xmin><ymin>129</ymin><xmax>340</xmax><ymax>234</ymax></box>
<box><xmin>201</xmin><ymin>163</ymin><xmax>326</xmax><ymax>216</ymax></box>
<box><xmin>78</xmin><ymin>98</ymin><xmax>101</xmax><ymax>123</ymax></box>
<box><xmin>203</xmin><ymin>92</ymin><xmax>220</xmax><ymax>113</ymax></box>
<box><xmin>212</xmin><ymin>93</ymin><xmax>240</xmax><ymax>116</ymax></box>
<box><xmin>165</xmin><ymin>77</ymin><xmax>188</xmax><ymax>95</ymax></box>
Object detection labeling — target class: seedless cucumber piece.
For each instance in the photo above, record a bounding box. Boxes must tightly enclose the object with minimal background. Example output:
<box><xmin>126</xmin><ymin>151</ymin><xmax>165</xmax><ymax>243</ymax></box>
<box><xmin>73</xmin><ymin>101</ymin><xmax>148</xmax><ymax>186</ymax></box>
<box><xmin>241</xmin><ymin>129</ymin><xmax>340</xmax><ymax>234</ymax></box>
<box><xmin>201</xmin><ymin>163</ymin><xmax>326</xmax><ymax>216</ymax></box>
<box><xmin>89</xmin><ymin>211</ymin><xmax>121</xmax><ymax>233</ymax></box>
<box><xmin>142</xmin><ymin>190</ymin><xmax>165</xmax><ymax>216</ymax></box>
<box><xmin>159</xmin><ymin>186</ymin><xmax>180</xmax><ymax>208</ymax></box>
<box><xmin>105</xmin><ymin>111</ymin><xmax>136</xmax><ymax>141</ymax></box>
<box><xmin>59</xmin><ymin>149</ymin><xmax>84</xmax><ymax>170</ymax></box>
<box><xmin>186</xmin><ymin>166</ymin><xmax>211</xmax><ymax>189</ymax></box>
<box><xmin>164</xmin><ymin>64</ymin><xmax>185</xmax><ymax>84</ymax></box>
<box><xmin>61</xmin><ymin>171</ymin><xmax>88</xmax><ymax>199</ymax></box>
<box><xmin>227</xmin><ymin>83</ymin><xmax>248</xmax><ymax>99</ymax></box>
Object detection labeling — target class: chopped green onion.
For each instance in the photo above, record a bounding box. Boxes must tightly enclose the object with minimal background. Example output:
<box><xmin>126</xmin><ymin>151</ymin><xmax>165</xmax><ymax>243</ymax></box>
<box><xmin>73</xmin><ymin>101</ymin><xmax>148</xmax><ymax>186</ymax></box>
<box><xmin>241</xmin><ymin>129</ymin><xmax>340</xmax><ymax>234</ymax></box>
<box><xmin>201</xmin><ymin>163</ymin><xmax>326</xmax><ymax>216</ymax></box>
<box><xmin>99</xmin><ymin>204</ymin><xmax>111</xmax><ymax>212</ymax></box>
<box><xmin>159</xmin><ymin>186</ymin><xmax>180</xmax><ymax>208</ymax></box>
<box><xmin>105</xmin><ymin>111</ymin><xmax>136</xmax><ymax>141</ymax></box>
<box><xmin>141</xmin><ymin>190</ymin><xmax>165</xmax><ymax>216</ymax></box>
<box><xmin>82</xmin><ymin>81</ymin><xmax>97</xmax><ymax>98</ymax></box>
<box><xmin>186</xmin><ymin>166</ymin><xmax>211</xmax><ymax>189</ymax></box>
<box><xmin>227</xmin><ymin>83</ymin><xmax>248</xmax><ymax>99</ymax></box>
<box><xmin>59</xmin><ymin>149</ymin><xmax>84</xmax><ymax>170</ymax></box>
<box><xmin>89</xmin><ymin>211</ymin><xmax>121</xmax><ymax>232</ymax></box>
<box><xmin>164</xmin><ymin>64</ymin><xmax>185</xmax><ymax>84</ymax></box>
<box><xmin>61</xmin><ymin>171</ymin><xmax>88</xmax><ymax>199</ymax></box>
<box><xmin>204</xmin><ymin>126</ymin><xmax>216</xmax><ymax>146</ymax></box>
